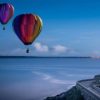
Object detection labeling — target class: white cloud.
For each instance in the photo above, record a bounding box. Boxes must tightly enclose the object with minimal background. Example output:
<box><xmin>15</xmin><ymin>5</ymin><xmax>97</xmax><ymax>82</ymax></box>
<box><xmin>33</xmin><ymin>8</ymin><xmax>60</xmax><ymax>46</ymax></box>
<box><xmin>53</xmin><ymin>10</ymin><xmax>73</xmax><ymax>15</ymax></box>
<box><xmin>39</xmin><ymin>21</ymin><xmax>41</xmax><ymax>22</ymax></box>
<box><xmin>33</xmin><ymin>42</ymin><xmax>71</xmax><ymax>54</ymax></box>
<box><xmin>0</xmin><ymin>48</ymin><xmax>31</xmax><ymax>56</ymax></box>
<box><xmin>10</xmin><ymin>48</ymin><xmax>25</xmax><ymax>55</ymax></box>
<box><xmin>10</xmin><ymin>48</ymin><xmax>32</xmax><ymax>56</ymax></box>
<box><xmin>6</xmin><ymin>42</ymin><xmax>75</xmax><ymax>56</ymax></box>
<box><xmin>90</xmin><ymin>51</ymin><xmax>100</xmax><ymax>58</ymax></box>
<box><xmin>34</xmin><ymin>42</ymin><xmax>49</xmax><ymax>52</ymax></box>
<box><xmin>52</xmin><ymin>45</ymin><xmax>69</xmax><ymax>53</ymax></box>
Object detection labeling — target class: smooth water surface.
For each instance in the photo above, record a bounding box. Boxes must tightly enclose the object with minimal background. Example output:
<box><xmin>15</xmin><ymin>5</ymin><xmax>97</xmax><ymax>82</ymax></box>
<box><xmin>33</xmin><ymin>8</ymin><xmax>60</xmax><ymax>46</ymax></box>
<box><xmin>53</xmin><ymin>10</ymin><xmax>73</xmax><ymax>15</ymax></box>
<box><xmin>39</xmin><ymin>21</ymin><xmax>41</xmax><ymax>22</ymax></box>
<box><xmin>0</xmin><ymin>57</ymin><xmax>100</xmax><ymax>100</ymax></box>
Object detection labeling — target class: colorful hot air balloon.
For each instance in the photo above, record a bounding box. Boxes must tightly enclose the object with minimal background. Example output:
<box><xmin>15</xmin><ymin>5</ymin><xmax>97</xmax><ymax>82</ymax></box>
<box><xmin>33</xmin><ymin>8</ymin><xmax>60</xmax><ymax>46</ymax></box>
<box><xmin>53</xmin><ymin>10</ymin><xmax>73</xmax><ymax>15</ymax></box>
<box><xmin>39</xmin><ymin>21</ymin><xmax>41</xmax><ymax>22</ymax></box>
<box><xmin>13</xmin><ymin>14</ymin><xmax>43</xmax><ymax>53</ymax></box>
<box><xmin>0</xmin><ymin>3</ymin><xmax>14</xmax><ymax>30</ymax></box>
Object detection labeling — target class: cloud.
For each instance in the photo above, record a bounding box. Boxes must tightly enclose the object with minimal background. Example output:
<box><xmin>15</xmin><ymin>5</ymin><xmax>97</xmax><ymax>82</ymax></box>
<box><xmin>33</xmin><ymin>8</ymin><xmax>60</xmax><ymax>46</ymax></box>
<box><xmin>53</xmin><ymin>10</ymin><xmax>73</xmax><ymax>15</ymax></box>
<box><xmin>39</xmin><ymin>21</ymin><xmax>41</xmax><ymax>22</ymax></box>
<box><xmin>10</xmin><ymin>48</ymin><xmax>32</xmax><ymax>56</ymax></box>
<box><xmin>6</xmin><ymin>42</ymin><xmax>75</xmax><ymax>56</ymax></box>
<box><xmin>90</xmin><ymin>51</ymin><xmax>100</xmax><ymax>58</ymax></box>
<box><xmin>33</xmin><ymin>42</ymin><xmax>49</xmax><ymax>52</ymax></box>
<box><xmin>33</xmin><ymin>71</ymin><xmax>75</xmax><ymax>85</ymax></box>
<box><xmin>8</xmin><ymin>48</ymin><xmax>25</xmax><ymax>56</ymax></box>
<box><xmin>33</xmin><ymin>42</ymin><xmax>73</xmax><ymax>55</ymax></box>
<box><xmin>52</xmin><ymin>45</ymin><xmax>70</xmax><ymax>53</ymax></box>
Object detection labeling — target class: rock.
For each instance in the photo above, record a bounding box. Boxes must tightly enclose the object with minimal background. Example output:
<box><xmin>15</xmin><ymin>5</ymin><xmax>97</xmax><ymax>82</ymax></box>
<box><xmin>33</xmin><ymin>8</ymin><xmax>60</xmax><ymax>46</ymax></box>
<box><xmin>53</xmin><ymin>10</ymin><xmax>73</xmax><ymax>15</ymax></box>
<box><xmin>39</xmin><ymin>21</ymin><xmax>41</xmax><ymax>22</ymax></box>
<box><xmin>44</xmin><ymin>86</ymin><xmax>84</xmax><ymax>100</ymax></box>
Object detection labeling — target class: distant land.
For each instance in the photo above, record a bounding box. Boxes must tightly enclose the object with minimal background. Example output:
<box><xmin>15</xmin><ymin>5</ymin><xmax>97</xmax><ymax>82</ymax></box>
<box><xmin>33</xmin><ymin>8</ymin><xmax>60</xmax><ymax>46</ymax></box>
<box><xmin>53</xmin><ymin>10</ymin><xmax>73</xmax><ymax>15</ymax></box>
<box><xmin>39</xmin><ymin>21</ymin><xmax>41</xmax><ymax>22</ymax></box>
<box><xmin>0</xmin><ymin>56</ymin><xmax>91</xmax><ymax>58</ymax></box>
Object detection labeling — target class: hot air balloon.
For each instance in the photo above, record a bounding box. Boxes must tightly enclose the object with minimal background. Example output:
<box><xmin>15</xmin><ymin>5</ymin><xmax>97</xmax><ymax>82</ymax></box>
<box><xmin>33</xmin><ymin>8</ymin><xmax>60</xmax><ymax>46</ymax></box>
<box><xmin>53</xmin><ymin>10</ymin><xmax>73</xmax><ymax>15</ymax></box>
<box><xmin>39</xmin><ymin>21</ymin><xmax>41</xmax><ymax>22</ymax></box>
<box><xmin>13</xmin><ymin>14</ymin><xmax>43</xmax><ymax>53</ymax></box>
<box><xmin>0</xmin><ymin>3</ymin><xmax>14</xmax><ymax>30</ymax></box>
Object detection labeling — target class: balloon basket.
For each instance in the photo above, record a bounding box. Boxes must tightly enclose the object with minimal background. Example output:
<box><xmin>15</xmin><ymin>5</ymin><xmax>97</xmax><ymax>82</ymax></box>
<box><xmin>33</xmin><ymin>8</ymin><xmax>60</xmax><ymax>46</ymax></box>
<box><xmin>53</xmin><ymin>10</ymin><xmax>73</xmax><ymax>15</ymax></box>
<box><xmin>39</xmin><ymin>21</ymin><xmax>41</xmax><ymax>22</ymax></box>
<box><xmin>26</xmin><ymin>48</ymin><xmax>29</xmax><ymax>53</ymax></box>
<box><xmin>3</xmin><ymin>26</ymin><xmax>5</xmax><ymax>30</ymax></box>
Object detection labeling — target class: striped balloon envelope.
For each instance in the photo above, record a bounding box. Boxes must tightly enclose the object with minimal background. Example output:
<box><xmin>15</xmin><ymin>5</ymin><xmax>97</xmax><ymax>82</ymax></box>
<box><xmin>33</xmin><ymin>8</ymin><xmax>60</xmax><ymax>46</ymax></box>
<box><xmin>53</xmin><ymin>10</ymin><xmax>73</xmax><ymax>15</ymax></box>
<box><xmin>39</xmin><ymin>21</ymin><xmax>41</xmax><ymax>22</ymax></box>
<box><xmin>13</xmin><ymin>14</ymin><xmax>43</xmax><ymax>53</ymax></box>
<box><xmin>0</xmin><ymin>3</ymin><xmax>14</xmax><ymax>30</ymax></box>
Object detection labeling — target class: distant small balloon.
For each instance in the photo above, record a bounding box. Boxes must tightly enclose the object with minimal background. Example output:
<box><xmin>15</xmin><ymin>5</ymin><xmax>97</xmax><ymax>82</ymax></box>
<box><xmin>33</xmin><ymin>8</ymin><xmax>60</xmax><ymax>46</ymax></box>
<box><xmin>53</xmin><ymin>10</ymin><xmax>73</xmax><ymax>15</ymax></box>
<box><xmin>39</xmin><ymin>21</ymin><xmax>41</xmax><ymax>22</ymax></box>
<box><xmin>0</xmin><ymin>3</ymin><xmax>14</xmax><ymax>30</ymax></box>
<box><xmin>13</xmin><ymin>14</ymin><xmax>43</xmax><ymax>53</ymax></box>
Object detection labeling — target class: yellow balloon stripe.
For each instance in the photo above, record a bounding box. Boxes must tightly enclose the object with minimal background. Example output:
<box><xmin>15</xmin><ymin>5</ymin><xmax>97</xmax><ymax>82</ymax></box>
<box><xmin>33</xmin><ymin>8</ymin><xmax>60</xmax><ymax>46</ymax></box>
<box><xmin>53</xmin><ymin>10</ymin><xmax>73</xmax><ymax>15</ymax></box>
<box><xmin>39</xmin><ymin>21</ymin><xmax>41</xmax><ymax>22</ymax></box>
<box><xmin>31</xmin><ymin>15</ymin><xmax>43</xmax><ymax>43</ymax></box>
<box><xmin>37</xmin><ymin>16</ymin><xmax>43</xmax><ymax>34</ymax></box>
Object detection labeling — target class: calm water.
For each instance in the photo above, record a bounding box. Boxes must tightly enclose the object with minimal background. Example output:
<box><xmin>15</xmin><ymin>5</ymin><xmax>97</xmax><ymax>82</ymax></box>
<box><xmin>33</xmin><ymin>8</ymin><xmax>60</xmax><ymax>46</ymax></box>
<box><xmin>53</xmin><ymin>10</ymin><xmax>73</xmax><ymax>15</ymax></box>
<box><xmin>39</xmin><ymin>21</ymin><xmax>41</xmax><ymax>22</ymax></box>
<box><xmin>0</xmin><ymin>57</ymin><xmax>100</xmax><ymax>100</ymax></box>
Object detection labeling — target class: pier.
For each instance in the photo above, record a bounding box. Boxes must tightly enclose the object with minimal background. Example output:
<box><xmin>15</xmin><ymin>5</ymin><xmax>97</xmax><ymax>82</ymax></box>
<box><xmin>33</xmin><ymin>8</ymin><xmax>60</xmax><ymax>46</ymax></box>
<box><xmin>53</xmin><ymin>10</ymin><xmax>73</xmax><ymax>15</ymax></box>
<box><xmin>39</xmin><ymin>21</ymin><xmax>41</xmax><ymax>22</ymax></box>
<box><xmin>76</xmin><ymin>75</ymin><xmax>100</xmax><ymax>100</ymax></box>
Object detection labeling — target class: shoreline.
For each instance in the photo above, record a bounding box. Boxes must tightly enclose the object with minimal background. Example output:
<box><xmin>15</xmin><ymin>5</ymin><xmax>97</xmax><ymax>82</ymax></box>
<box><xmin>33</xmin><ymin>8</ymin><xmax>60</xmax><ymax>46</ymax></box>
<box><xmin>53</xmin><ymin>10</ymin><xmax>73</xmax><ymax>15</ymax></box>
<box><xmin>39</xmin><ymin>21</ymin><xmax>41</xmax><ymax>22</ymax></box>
<box><xmin>0</xmin><ymin>56</ymin><xmax>91</xmax><ymax>58</ymax></box>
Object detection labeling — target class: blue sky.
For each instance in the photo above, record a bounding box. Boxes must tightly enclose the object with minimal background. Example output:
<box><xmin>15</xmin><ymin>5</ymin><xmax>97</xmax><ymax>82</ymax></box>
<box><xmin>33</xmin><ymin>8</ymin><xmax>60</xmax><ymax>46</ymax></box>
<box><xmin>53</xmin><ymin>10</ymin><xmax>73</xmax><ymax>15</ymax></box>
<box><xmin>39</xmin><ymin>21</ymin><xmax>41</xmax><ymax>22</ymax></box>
<box><xmin>1</xmin><ymin>0</ymin><xmax>100</xmax><ymax>56</ymax></box>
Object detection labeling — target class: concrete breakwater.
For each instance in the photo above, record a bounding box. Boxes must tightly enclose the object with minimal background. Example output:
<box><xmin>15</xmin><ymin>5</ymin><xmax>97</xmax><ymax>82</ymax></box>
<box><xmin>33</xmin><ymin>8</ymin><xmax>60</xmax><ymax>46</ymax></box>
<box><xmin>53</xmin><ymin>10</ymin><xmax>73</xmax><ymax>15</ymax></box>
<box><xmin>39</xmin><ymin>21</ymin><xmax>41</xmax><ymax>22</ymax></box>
<box><xmin>45</xmin><ymin>75</ymin><xmax>100</xmax><ymax>100</ymax></box>
<box><xmin>76</xmin><ymin>79</ymin><xmax>100</xmax><ymax>100</ymax></box>
<box><xmin>45</xmin><ymin>86</ymin><xmax>84</xmax><ymax>100</ymax></box>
